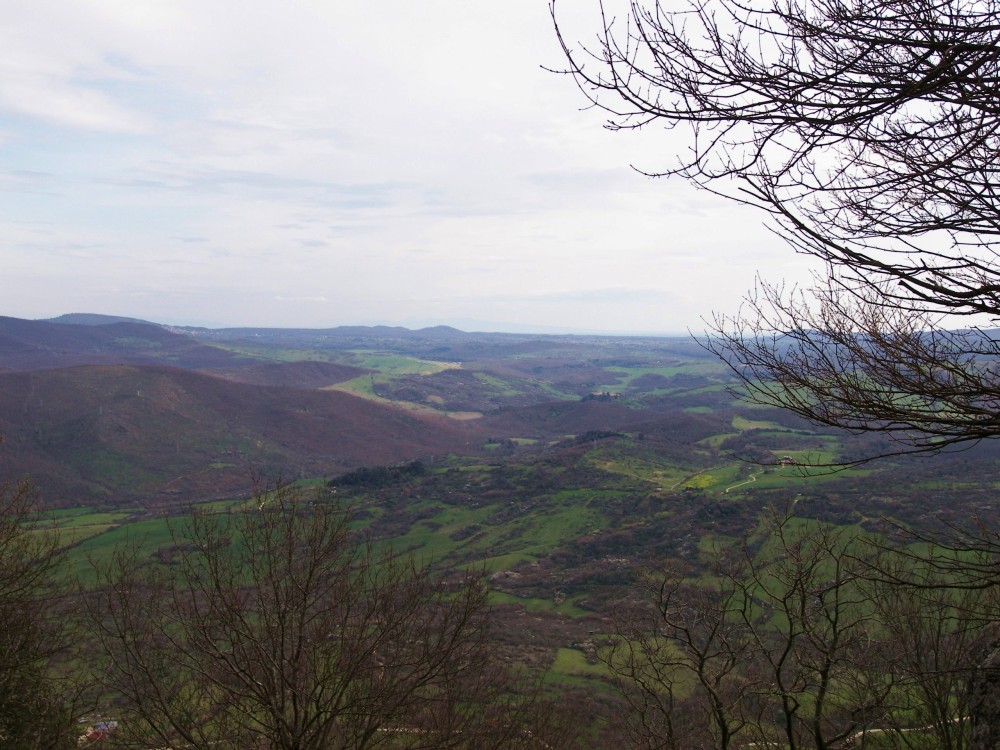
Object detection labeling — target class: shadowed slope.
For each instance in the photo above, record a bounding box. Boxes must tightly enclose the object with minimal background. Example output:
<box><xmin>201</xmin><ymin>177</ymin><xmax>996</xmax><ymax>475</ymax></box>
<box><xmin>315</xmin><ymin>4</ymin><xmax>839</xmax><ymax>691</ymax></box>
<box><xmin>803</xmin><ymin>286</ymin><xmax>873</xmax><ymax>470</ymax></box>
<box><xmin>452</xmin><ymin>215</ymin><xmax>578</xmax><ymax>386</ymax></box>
<box><xmin>0</xmin><ymin>365</ymin><xmax>479</xmax><ymax>505</ymax></box>
<box><xmin>206</xmin><ymin>360</ymin><xmax>369</xmax><ymax>389</ymax></box>
<box><xmin>0</xmin><ymin>317</ymin><xmax>253</xmax><ymax>371</ymax></box>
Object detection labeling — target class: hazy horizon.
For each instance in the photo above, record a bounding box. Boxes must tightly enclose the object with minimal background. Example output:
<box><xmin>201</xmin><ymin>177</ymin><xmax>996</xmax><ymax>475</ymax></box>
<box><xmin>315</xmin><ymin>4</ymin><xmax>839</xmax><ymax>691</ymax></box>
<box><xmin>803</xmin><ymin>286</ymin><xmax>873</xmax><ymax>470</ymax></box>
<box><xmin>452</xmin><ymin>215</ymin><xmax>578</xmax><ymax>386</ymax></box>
<box><xmin>33</xmin><ymin>310</ymin><xmax>691</xmax><ymax>338</ymax></box>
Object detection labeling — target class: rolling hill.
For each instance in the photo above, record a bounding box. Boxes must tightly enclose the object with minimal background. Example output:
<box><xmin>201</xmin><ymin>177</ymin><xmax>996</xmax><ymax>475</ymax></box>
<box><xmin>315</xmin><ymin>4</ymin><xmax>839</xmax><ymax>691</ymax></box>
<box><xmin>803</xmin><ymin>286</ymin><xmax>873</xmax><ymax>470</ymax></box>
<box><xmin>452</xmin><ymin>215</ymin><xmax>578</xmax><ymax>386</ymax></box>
<box><xmin>0</xmin><ymin>364</ymin><xmax>479</xmax><ymax>505</ymax></box>
<box><xmin>0</xmin><ymin>314</ymin><xmax>765</xmax><ymax>508</ymax></box>
<box><xmin>0</xmin><ymin>316</ymin><xmax>254</xmax><ymax>371</ymax></box>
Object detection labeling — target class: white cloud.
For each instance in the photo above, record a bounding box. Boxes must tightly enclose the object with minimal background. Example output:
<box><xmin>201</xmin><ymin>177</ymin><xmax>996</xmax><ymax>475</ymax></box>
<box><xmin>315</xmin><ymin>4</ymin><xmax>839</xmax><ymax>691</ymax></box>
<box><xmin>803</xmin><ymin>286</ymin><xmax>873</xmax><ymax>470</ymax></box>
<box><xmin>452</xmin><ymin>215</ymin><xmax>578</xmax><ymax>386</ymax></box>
<box><xmin>0</xmin><ymin>0</ymin><xmax>809</xmax><ymax>332</ymax></box>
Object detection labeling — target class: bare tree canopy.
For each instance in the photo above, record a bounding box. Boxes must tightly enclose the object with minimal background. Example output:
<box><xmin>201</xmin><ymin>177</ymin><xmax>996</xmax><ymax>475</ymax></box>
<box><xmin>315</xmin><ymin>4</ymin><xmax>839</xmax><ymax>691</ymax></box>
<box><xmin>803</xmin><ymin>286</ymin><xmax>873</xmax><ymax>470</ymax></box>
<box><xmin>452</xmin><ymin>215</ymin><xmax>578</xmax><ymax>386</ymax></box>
<box><xmin>0</xmin><ymin>480</ymin><xmax>79</xmax><ymax>749</ymax></box>
<box><xmin>554</xmin><ymin>0</ymin><xmax>1000</xmax><ymax>458</ymax></box>
<box><xmin>604</xmin><ymin>513</ymin><xmax>1000</xmax><ymax>750</ymax></box>
<box><xmin>89</xmin><ymin>484</ymin><xmax>568</xmax><ymax>750</ymax></box>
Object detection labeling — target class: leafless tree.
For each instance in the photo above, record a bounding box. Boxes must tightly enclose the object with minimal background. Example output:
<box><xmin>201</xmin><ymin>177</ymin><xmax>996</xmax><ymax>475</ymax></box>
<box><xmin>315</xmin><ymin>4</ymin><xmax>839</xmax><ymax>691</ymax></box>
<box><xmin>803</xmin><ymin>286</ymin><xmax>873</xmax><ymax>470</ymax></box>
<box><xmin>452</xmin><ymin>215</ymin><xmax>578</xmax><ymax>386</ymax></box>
<box><xmin>0</xmin><ymin>479</ymin><xmax>79</xmax><ymax>749</ymax></box>
<box><xmin>705</xmin><ymin>280</ymin><xmax>1000</xmax><ymax>458</ymax></box>
<box><xmin>601</xmin><ymin>516</ymin><xmax>981</xmax><ymax>750</ymax></box>
<box><xmin>604</xmin><ymin>569</ymin><xmax>756</xmax><ymax>750</ymax></box>
<box><xmin>864</xmin><ymin>551</ymin><xmax>1000</xmax><ymax>750</ymax></box>
<box><xmin>553</xmin><ymin>0</ymin><xmax>1000</xmax><ymax>459</ymax></box>
<box><xmin>871</xmin><ymin>524</ymin><xmax>1000</xmax><ymax>750</ymax></box>
<box><xmin>555</xmin><ymin>5</ymin><xmax>1000</xmax><ymax>742</ymax></box>
<box><xmin>89</xmin><ymin>483</ymin><xmax>568</xmax><ymax>750</ymax></box>
<box><xmin>728</xmin><ymin>519</ymin><xmax>893</xmax><ymax>750</ymax></box>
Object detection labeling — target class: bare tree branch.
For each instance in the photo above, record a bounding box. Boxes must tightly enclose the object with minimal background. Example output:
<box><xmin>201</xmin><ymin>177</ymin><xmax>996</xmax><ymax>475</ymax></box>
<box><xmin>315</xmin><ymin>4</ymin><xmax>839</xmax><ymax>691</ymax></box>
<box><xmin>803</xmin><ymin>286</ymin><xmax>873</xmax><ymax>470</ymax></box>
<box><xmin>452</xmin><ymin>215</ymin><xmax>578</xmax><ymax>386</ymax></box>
<box><xmin>553</xmin><ymin>0</ymin><xmax>1000</xmax><ymax>461</ymax></box>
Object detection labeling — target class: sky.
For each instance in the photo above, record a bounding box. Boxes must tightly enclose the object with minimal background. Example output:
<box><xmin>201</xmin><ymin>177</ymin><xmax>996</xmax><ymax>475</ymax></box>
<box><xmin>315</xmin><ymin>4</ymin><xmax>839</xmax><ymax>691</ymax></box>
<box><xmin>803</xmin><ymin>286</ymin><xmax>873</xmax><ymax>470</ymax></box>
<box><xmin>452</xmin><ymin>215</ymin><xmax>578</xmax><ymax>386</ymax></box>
<box><xmin>0</xmin><ymin>0</ymin><xmax>815</xmax><ymax>334</ymax></box>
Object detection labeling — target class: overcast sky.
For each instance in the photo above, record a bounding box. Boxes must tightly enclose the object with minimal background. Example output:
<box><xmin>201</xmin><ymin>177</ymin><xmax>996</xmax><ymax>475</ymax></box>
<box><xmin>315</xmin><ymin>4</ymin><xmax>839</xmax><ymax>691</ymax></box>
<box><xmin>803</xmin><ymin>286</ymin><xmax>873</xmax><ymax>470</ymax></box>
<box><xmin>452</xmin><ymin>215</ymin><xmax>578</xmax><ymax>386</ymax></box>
<box><xmin>1</xmin><ymin>0</ymin><xmax>814</xmax><ymax>334</ymax></box>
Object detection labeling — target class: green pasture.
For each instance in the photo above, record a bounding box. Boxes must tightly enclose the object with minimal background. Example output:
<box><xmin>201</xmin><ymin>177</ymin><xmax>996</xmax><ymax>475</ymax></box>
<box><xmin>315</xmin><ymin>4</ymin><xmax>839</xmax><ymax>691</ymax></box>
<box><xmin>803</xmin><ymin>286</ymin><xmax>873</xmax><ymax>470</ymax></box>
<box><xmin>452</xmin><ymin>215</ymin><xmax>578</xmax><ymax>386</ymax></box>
<box><xmin>489</xmin><ymin>591</ymin><xmax>591</xmax><ymax>619</ymax></box>
<box><xmin>394</xmin><ymin>496</ymin><xmax>605</xmax><ymax>572</ymax></box>
<box><xmin>474</xmin><ymin>550</ymin><xmax>540</xmax><ymax>572</ymax></box>
<box><xmin>731</xmin><ymin>415</ymin><xmax>784</xmax><ymax>431</ymax></box>
<box><xmin>347</xmin><ymin>352</ymin><xmax>459</xmax><ymax>377</ymax></box>
<box><xmin>468</xmin><ymin>370</ymin><xmax>578</xmax><ymax>402</ymax></box>
<box><xmin>588</xmin><ymin>438</ymin><xmax>871</xmax><ymax>494</ymax></box>
<box><xmin>699</xmin><ymin>432</ymin><xmax>739</xmax><ymax>448</ymax></box>
<box><xmin>682</xmin><ymin>464</ymin><xmax>744</xmax><ymax>491</ymax></box>
<box><xmin>677</xmin><ymin>383</ymin><xmax>732</xmax><ymax>397</ymax></box>
<box><xmin>472</xmin><ymin>372</ymin><xmax>528</xmax><ymax>398</ymax></box>
<box><xmin>62</xmin><ymin>492</ymin><xmax>355</xmax><ymax>585</ymax></box>
<box><xmin>46</xmin><ymin>509</ymin><xmax>131</xmax><ymax>526</ymax></box>
<box><xmin>546</xmin><ymin>647</ymin><xmax>613</xmax><ymax>689</ymax></box>
<box><xmin>46</xmin><ymin>511</ymin><xmax>131</xmax><ymax>547</ymax></box>
<box><xmin>391</xmin><ymin>504</ymin><xmax>495</xmax><ymax>561</ymax></box>
<box><xmin>588</xmin><ymin>457</ymin><xmax>693</xmax><ymax>489</ymax></box>
<box><xmin>30</xmin><ymin>509</ymin><xmax>130</xmax><ymax>573</ymax></box>
<box><xmin>209</xmin><ymin>342</ymin><xmax>336</xmax><ymax>363</ymax></box>
<box><xmin>596</xmin><ymin>362</ymin><xmax>728</xmax><ymax>393</ymax></box>
<box><xmin>536</xmin><ymin>381</ymin><xmax>581</xmax><ymax>400</ymax></box>
<box><xmin>326</xmin><ymin>378</ymin><xmax>447</xmax><ymax>413</ymax></box>
<box><xmin>584</xmin><ymin>441</ymin><xmax>707</xmax><ymax>487</ymax></box>
<box><xmin>716</xmin><ymin>460</ymin><xmax>873</xmax><ymax>493</ymax></box>
<box><xmin>325</xmin><ymin>353</ymin><xmax>470</xmax><ymax>414</ymax></box>
<box><xmin>65</xmin><ymin>516</ymin><xmax>180</xmax><ymax>584</ymax></box>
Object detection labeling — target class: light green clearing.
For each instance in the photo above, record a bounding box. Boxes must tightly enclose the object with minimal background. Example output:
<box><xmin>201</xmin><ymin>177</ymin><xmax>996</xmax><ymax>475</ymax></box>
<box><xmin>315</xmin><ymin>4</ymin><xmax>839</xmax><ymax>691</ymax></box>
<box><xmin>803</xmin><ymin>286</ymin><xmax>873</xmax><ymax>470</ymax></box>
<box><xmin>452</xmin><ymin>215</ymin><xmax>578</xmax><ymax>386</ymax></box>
<box><xmin>472</xmin><ymin>372</ymin><xmax>528</xmax><ymax>398</ymax></box>
<box><xmin>38</xmin><ymin>510</ymin><xmax>134</xmax><ymax>552</ymax></box>
<box><xmin>596</xmin><ymin>362</ymin><xmax>727</xmax><ymax>393</ymax></box>
<box><xmin>682</xmin><ymin>384</ymin><xmax>732</xmax><ymax>396</ymax></box>
<box><xmin>750</xmin><ymin>466</ymin><xmax>874</xmax><ymax>489</ymax></box>
<box><xmin>536</xmin><ymin>381</ymin><xmax>580</xmax><ymax>401</ymax></box>
<box><xmin>683</xmin><ymin>464</ymin><xmax>743</xmax><ymax>490</ymax></box>
<box><xmin>45</xmin><ymin>510</ymin><xmax>131</xmax><ymax>527</ymax></box>
<box><xmin>587</xmin><ymin>448</ymin><xmax>694</xmax><ymax>487</ymax></box>
<box><xmin>681</xmin><ymin>460</ymin><xmax>872</xmax><ymax>493</ymax></box>
<box><xmin>393</xmin><ymin>505</ymin><xmax>495</xmax><ymax>560</ymax></box>
<box><xmin>396</xmin><ymin>499</ymin><xmax>605</xmax><ymax>571</ymax></box>
<box><xmin>700</xmin><ymin>432</ymin><xmax>739</xmax><ymax>448</ymax></box>
<box><xmin>66</xmin><ymin>517</ymin><xmax>181</xmax><ymax>584</ymax></box>
<box><xmin>588</xmin><ymin>446</ymin><xmax>871</xmax><ymax>494</ymax></box>
<box><xmin>325</xmin><ymin>380</ymin><xmax>473</xmax><ymax>417</ymax></box>
<box><xmin>732</xmin><ymin>415</ymin><xmax>785</xmax><ymax>431</ymax></box>
<box><xmin>348</xmin><ymin>352</ymin><xmax>459</xmax><ymax>377</ymax></box>
<box><xmin>324</xmin><ymin>354</ymin><xmax>469</xmax><ymax>415</ymax></box>
<box><xmin>54</xmin><ymin>523</ymin><xmax>121</xmax><ymax>547</ymax></box>
<box><xmin>208</xmin><ymin>342</ymin><xmax>336</xmax><ymax>363</ymax></box>
<box><xmin>489</xmin><ymin>591</ymin><xmax>591</xmax><ymax>619</ymax></box>
<box><xmin>546</xmin><ymin>648</ymin><xmax>613</xmax><ymax>688</ymax></box>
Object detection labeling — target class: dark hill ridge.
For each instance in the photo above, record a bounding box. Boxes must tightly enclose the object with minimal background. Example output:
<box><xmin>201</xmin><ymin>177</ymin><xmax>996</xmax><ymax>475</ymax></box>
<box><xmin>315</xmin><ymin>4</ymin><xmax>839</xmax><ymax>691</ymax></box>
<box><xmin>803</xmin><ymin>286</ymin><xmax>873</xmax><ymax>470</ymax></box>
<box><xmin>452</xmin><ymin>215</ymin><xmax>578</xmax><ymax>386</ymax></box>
<box><xmin>43</xmin><ymin>313</ymin><xmax>156</xmax><ymax>326</ymax></box>
<box><xmin>0</xmin><ymin>316</ymin><xmax>254</xmax><ymax>371</ymax></box>
<box><xmin>205</xmin><ymin>360</ymin><xmax>369</xmax><ymax>389</ymax></box>
<box><xmin>478</xmin><ymin>399</ymin><xmax>656</xmax><ymax>439</ymax></box>
<box><xmin>0</xmin><ymin>364</ymin><xmax>479</xmax><ymax>505</ymax></box>
<box><xmin>187</xmin><ymin>324</ymin><xmax>466</xmax><ymax>339</ymax></box>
